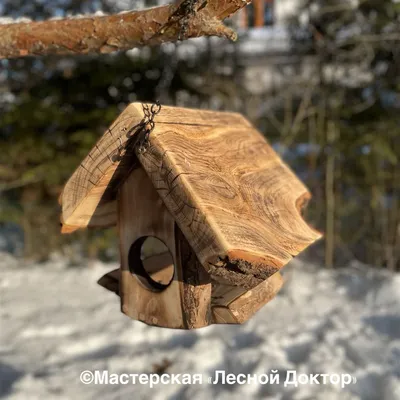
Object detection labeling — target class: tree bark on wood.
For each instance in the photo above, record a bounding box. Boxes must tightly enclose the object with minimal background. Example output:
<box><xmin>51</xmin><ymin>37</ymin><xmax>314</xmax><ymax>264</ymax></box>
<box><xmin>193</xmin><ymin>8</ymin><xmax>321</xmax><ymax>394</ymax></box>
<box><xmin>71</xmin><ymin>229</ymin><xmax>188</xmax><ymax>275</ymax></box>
<box><xmin>0</xmin><ymin>0</ymin><xmax>250</xmax><ymax>59</ymax></box>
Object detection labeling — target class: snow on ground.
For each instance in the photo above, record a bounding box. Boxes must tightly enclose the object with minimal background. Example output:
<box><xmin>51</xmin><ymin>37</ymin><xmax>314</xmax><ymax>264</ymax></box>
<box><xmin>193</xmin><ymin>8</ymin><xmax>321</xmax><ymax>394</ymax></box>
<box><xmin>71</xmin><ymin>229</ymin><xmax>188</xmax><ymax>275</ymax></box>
<box><xmin>1</xmin><ymin>253</ymin><xmax>400</xmax><ymax>400</ymax></box>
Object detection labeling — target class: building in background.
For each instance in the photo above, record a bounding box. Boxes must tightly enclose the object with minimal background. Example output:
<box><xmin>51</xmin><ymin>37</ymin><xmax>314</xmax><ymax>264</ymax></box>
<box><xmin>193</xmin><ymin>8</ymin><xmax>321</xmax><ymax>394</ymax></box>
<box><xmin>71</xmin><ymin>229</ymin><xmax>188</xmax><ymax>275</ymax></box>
<box><xmin>240</xmin><ymin>0</ymin><xmax>274</xmax><ymax>28</ymax></box>
<box><xmin>238</xmin><ymin>0</ymin><xmax>298</xmax><ymax>29</ymax></box>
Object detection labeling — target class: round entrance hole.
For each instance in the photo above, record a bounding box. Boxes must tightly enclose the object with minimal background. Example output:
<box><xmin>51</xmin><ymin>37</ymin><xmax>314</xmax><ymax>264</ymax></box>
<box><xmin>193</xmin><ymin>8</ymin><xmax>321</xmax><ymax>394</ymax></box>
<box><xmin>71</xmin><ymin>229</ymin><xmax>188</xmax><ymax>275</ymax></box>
<box><xmin>128</xmin><ymin>236</ymin><xmax>175</xmax><ymax>291</ymax></box>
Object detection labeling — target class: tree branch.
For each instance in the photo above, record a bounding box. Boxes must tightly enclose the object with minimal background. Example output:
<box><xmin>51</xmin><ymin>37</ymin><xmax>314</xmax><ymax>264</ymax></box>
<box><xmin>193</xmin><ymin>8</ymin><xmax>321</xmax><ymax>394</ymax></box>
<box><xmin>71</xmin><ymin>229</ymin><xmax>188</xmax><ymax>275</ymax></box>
<box><xmin>0</xmin><ymin>0</ymin><xmax>250</xmax><ymax>59</ymax></box>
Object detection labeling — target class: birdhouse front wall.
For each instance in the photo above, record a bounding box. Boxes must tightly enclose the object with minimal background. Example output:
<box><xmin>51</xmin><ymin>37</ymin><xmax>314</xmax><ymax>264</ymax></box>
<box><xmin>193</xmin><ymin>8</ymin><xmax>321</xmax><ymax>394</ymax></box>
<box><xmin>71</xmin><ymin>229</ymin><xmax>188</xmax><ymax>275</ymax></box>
<box><xmin>118</xmin><ymin>167</ymin><xmax>212</xmax><ymax>329</ymax></box>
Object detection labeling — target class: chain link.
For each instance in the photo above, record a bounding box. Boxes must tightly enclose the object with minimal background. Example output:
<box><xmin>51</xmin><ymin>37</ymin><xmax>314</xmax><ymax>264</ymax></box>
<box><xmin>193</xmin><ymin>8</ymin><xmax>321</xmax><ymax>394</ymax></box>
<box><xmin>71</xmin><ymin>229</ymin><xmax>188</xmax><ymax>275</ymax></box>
<box><xmin>116</xmin><ymin>101</ymin><xmax>162</xmax><ymax>159</ymax></box>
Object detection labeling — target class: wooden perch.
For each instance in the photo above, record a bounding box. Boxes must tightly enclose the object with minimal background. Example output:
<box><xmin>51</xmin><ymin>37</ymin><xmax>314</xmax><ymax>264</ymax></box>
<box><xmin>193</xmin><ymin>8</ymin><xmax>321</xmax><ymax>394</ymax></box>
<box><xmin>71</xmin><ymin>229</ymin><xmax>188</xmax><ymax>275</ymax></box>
<box><xmin>0</xmin><ymin>0</ymin><xmax>250</xmax><ymax>59</ymax></box>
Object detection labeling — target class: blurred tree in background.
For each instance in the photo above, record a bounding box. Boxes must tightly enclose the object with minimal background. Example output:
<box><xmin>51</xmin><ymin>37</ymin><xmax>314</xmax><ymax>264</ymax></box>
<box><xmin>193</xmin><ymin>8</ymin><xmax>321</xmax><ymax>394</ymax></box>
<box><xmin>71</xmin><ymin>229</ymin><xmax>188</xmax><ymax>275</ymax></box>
<box><xmin>0</xmin><ymin>0</ymin><xmax>399</xmax><ymax>269</ymax></box>
<box><xmin>285</xmin><ymin>0</ymin><xmax>400</xmax><ymax>269</ymax></box>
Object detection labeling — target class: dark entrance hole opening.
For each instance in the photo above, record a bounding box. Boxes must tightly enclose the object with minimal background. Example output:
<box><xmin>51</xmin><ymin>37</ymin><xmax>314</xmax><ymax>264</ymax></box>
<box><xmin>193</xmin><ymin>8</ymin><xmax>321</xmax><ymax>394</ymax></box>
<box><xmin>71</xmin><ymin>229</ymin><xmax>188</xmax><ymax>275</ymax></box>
<box><xmin>128</xmin><ymin>236</ymin><xmax>175</xmax><ymax>291</ymax></box>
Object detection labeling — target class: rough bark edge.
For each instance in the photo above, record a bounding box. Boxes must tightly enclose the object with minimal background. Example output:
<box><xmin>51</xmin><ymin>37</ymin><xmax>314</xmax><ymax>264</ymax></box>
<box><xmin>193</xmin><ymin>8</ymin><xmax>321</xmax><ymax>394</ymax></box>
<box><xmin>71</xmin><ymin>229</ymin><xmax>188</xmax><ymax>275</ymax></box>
<box><xmin>207</xmin><ymin>253</ymin><xmax>281</xmax><ymax>289</ymax></box>
<box><xmin>0</xmin><ymin>0</ymin><xmax>251</xmax><ymax>59</ymax></box>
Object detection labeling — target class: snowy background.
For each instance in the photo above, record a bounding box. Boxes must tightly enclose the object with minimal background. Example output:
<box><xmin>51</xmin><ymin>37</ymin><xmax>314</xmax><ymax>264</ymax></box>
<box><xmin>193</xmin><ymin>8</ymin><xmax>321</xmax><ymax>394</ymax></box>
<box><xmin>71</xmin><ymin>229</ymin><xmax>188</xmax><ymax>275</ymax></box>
<box><xmin>1</xmin><ymin>253</ymin><xmax>399</xmax><ymax>400</ymax></box>
<box><xmin>0</xmin><ymin>0</ymin><xmax>399</xmax><ymax>399</ymax></box>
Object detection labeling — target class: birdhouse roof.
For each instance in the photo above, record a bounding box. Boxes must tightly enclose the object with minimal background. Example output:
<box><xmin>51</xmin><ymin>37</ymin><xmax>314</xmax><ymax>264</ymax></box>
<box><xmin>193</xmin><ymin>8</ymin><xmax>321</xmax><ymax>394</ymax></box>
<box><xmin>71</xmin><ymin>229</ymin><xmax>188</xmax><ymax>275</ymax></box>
<box><xmin>60</xmin><ymin>103</ymin><xmax>321</xmax><ymax>280</ymax></box>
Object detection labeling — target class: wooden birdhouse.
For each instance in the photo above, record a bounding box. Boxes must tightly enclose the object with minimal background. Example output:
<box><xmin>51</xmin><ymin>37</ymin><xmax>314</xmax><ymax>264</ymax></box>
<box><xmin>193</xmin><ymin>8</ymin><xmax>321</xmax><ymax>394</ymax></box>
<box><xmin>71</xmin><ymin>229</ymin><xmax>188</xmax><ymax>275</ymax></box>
<box><xmin>59</xmin><ymin>102</ymin><xmax>321</xmax><ymax>329</ymax></box>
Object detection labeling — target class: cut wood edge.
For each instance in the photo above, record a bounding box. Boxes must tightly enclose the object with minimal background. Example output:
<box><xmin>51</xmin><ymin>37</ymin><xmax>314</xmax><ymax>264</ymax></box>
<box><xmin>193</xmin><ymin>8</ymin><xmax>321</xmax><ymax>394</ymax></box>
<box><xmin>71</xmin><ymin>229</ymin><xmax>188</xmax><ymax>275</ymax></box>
<box><xmin>60</xmin><ymin>224</ymin><xmax>81</xmax><ymax>234</ymax></box>
<box><xmin>212</xmin><ymin>272</ymin><xmax>283</xmax><ymax>324</ymax></box>
<box><xmin>295</xmin><ymin>191</ymin><xmax>323</xmax><ymax>238</ymax></box>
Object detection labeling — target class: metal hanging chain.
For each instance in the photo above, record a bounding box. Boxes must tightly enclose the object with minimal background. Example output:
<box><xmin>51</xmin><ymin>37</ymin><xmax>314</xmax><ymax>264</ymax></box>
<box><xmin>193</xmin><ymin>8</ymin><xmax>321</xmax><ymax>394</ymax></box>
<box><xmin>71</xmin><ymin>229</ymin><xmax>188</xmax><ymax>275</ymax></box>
<box><xmin>136</xmin><ymin>101</ymin><xmax>162</xmax><ymax>153</ymax></box>
<box><xmin>117</xmin><ymin>101</ymin><xmax>162</xmax><ymax>158</ymax></box>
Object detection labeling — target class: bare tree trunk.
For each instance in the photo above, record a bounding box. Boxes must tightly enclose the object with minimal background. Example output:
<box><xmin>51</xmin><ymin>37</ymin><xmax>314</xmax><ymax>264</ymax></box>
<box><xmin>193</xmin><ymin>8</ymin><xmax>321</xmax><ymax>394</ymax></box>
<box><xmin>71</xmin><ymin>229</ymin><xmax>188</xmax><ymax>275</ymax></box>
<box><xmin>0</xmin><ymin>0</ymin><xmax>249</xmax><ymax>59</ymax></box>
<box><xmin>325</xmin><ymin>120</ymin><xmax>336</xmax><ymax>268</ymax></box>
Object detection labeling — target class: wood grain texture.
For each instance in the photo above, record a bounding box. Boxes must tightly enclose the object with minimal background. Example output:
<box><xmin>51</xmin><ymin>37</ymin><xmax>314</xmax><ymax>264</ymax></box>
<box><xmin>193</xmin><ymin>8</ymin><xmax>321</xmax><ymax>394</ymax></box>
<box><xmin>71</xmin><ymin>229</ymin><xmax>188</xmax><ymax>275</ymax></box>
<box><xmin>61</xmin><ymin>102</ymin><xmax>321</xmax><ymax>289</ymax></box>
<box><xmin>133</xmin><ymin>104</ymin><xmax>322</xmax><ymax>288</ymax></box>
<box><xmin>119</xmin><ymin>167</ymin><xmax>212</xmax><ymax>329</ymax></box>
<box><xmin>60</xmin><ymin>103</ymin><xmax>247</xmax><ymax>230</ymax></box>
